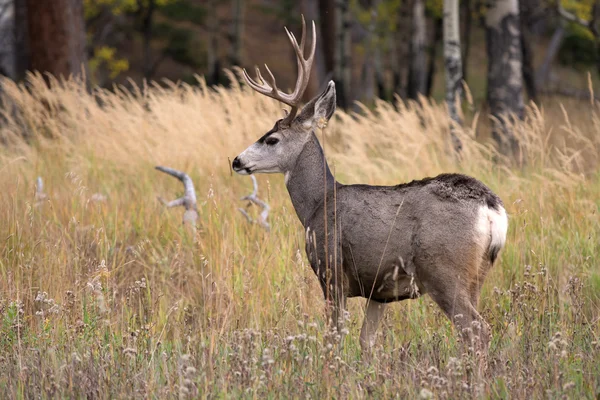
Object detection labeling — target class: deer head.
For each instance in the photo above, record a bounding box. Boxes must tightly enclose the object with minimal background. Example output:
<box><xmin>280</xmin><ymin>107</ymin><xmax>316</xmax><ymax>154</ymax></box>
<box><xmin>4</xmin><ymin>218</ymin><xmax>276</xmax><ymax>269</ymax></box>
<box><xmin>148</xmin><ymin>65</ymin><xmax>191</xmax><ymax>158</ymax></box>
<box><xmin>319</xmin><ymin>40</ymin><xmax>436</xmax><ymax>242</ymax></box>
<box><xmin>232</xmin><ymin>16</ymin><xmax>336</xmax><ymax>176</ymax></box>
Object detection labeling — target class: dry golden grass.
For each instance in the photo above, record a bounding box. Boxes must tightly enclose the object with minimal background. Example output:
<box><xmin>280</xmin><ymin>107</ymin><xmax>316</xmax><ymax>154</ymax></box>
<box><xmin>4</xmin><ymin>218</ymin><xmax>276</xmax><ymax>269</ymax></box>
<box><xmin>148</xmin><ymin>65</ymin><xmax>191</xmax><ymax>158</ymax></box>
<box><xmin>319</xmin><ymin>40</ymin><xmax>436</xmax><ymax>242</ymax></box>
<box><xmin>0</xmin><ymin>72</ymin><xmax>599</xmax><ymax>398</ymax></box>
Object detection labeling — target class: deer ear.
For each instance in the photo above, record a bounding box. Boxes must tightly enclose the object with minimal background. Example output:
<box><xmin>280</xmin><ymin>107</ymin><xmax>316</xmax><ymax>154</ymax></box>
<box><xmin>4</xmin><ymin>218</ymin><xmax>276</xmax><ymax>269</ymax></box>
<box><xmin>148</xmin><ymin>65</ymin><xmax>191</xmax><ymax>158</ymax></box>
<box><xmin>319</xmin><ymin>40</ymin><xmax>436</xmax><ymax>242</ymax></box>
<box><xmin>297</xmin><ymin>81</ymin><xmax>336</xmax><ymax>128</ymax></box>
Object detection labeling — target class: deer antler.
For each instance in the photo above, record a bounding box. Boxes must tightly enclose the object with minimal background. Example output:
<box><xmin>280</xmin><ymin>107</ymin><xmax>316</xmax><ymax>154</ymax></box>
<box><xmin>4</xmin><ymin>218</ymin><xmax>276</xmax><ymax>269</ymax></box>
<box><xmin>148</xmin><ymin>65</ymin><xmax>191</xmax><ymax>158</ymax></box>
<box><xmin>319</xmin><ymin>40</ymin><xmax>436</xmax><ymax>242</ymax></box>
<box><xmin>242</xmin><ymin>15</ymin><xmax>316</xmax><ymax>126</ymax></box>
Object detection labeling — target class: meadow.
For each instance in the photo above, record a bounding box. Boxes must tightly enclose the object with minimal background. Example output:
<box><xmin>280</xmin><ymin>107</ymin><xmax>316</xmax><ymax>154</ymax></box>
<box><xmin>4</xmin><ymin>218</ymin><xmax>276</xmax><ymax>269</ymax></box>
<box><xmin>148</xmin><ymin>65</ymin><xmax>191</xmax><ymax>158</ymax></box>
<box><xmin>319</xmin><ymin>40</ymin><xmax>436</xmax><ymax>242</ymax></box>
<box><xmin>0</xmin><ymin>72</ymin><xmax>599</xmax><ymax>398</ymax></box>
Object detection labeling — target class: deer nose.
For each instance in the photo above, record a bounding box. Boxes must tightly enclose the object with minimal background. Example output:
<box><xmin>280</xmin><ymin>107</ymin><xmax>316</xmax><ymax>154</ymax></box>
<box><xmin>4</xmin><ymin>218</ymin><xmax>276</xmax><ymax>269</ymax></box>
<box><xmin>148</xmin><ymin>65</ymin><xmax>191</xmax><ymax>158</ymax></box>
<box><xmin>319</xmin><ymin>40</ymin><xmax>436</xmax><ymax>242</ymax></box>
<box><xmin>232</xmin><ymin>156</ymin><xmax>242</xmax><ymax>170</ymax></box>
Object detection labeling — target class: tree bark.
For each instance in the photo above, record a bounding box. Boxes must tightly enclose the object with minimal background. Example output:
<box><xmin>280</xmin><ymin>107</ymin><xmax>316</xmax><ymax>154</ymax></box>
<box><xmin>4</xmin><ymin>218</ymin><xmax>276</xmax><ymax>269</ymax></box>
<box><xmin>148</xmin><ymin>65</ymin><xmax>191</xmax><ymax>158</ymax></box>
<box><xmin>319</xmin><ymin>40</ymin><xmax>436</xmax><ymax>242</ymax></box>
<box><xmin>426</xmin><ymin>16</ymin><xmax>442</xmax><ymax>97</ymax></box>
<box><xmin>301</xmin><ymin>0</ymin><xmax>328</xmax><ymax>99</ymax></box>
<box><xmin>358</xmin><ymin>0</ymin><xmax>379</xmax><ymax>104</ymax></box>
<box><xmin>461</xmin><ymin>0</ymin><xmax>472</xmax><ymax>81</ymax></box>
<box><xmin>25</xmin><ymin>0</ymin><xmax>88</xmax><ymax>81</ymax></box>
<box><xmin>443</xmin><ymin>0</ymin><xmax>463</xmax><ymax>152</ymax></box>
<box><xmin>486</xmin><ymin>0</ymin><xmax>524</xmax><ymax>158</ymax></box>
<box><xmin>206</xmin><ymin>0</ymin><xmax>220</xmax><ymax>85</ymax></box>
<box><xmin>0</xmin><ymin>0</ymin><xmax>15</xmax><ymax>78</ymax></box>
<box><xmin>14</xmin><ymin>0</ymin><xmax>28</xmax><ymax>81</ymax></box>
<box><xmin>407</xmin><ymin>0</ymin><xmax>427</xmax><ymax>99</ymax></box>
<box><xmin>141</xmin><ymin>0</ymin><xmax>156</xmax><ymax>80</ymax></box>
<box><xmin>519</xmin><ymin>0</ymin><xmax>538</xmax><ymax>103</ymax></box>
<box><xmin>334</xmin><ymin>0</ymin><xmax>351</xmax><ymax>108</ymax></box>
<box><xmin>229</xmin><ymin>0</ymin><xmax>245</xmax><ymax>66</ymax></box>
<box><xmin>393</xmin><ymin>0</ymin><xmax>412</xmax><ymax>101</ymax></box>
<box><xmin>318</xmin><ymin>0</ymin><xmax>335</xmax><ymax>79</ymax></box>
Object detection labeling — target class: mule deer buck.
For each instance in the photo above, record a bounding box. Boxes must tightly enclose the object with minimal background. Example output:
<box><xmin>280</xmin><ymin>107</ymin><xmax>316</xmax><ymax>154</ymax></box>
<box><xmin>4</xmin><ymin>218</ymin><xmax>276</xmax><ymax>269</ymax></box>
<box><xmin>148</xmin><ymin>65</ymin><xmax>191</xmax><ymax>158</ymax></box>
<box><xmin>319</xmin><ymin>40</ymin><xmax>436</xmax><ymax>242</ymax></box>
<box><xmin>232</xmin><ymin>17</ymin><xmax>508</xmax><ymax>354</ymax></box>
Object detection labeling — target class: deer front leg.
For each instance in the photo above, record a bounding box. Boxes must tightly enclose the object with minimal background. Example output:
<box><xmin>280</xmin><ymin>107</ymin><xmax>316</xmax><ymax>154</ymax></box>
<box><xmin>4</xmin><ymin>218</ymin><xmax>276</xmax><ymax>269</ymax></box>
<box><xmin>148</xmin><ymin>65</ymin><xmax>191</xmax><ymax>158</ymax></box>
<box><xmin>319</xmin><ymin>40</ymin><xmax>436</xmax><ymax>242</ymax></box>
<box><xmin>321</xmin><ymin>278</ymin><xmax>347</xmax><ymax>334</ymax></box>
<box><xmin>360</xmin><ymin>299</ymin><xmax>387</xmax><ymax>354</ymax></box>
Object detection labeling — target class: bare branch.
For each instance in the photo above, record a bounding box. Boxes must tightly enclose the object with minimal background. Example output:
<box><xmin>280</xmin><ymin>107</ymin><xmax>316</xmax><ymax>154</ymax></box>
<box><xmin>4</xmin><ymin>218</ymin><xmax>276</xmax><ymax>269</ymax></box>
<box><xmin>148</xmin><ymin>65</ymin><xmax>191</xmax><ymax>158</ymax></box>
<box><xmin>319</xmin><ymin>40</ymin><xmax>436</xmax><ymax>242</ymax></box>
<box><xmin>238</xmin><ymin>175</ymin><xmax>270</xmax><ymax>231</ymax></box>
<box><xmin>557</xmin><ymin>2</ymin><xmax>591</xmax><ymax>29</ymax></box>
<box><xmin>155</xmin><ymin>166</ymin><xmax>198</xmax><ymax>227</ymax></box>
<box><xmin>35</xmin><ymin>176</ymin><xmax>47</xmax><ymax>206</ymax></box>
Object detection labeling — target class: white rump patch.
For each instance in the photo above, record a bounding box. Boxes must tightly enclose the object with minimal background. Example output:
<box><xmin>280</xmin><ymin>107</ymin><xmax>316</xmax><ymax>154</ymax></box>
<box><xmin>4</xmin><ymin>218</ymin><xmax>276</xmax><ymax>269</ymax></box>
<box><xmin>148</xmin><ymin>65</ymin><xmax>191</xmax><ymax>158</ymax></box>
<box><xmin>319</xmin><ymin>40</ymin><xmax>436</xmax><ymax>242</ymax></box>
<box><xmin>476</xmin><ymin>205</ymin><xmax>508</xmax><ymax>260</ymax></box>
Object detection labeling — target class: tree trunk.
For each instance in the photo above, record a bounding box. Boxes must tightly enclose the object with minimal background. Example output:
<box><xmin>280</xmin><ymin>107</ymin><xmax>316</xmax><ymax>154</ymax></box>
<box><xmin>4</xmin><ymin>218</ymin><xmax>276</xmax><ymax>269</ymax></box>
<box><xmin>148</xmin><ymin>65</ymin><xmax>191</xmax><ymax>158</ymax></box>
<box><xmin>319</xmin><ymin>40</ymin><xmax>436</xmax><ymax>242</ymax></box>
<box><xmin>14</xmin><ymin>0</ymin><xmax>28</xmax><ymax>81</ymax></box>
<box><xmin>408</xmin><ymin>0</ymin><xmax>427</xmax><ymax>99</ymax></box>
<box><xmin>0</xmin><ymin>0</ymin><xmax>15</xmax><ymax>78</ymax></box>
<box><xmin>535</xmin><ymin>25</ymin><xmax>564</xmax><ymax>88</ymax></box>
<box><xmin>443</xmin><ymin>0</ymin><xmax>463</xmax><ymax>152</ymax></box>
<box><xmin>206</xmin><ymin>0</ymin><xmax>220</xmax><ymax>85</ymax></box>
<box><xmin>334</xmin><ymin>0</ymin><xmax>351</xmax><ymax>108</ymax></box>
<box><xmin>25</xmin><ymin>0</ymin><xmax>88</xmax><ymax>81</ymax></box>
<box><xmin>358</xmin><ymin>1</ymin><xmax>379</xmax><ymax>104</ymax></box>
<box><xmin>318</xmin><ymin>0</ymin><xmax>335</xmax><ymax>79</ymax></box>
<box><xmin>229</xmin><ymin>0</ymin><xmax>245</xmax><ymax>66</ymax></box>
<box><xmin>461</xmin><ymin>0</ymin><xmax>472</xmax><ymax>82</ymax></box>
<box><xmin>519</xmin><ymin>0</ymin><xmax>537</xmax><ymax>103</ymax></box>
<box><xmin>301</xmin><ymin>0</ymin><xmax>328</xmax><ymax>99</ymax></box>
<box><xmin>141</xmin><ymin>0</ymin><xmax>156</xmax><ymax>80</ymax></box>
<box><xmin>393</xmin><ymin>0</ymin><xmax>412</xmax><ymax>101</ymax></box>
<box><xmin>486</xmin><ymin>0</ymin><xmax>524</xmax><ymax>158</ymax></box>
<box><xmin>426</xmin><ymin>16</ymin><xmax>442</xmax><ymax>97</ymax></box>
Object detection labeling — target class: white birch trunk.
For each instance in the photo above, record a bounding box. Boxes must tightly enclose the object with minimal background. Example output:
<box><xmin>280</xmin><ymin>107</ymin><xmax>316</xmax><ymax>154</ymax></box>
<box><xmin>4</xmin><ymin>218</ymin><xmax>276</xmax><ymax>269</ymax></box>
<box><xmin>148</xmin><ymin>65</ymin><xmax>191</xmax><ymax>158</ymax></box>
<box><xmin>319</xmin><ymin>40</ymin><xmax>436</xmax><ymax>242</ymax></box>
<box><xmin>443</xmin><ymin>0</ymin><xmax>463</xmax><ymax>152</ymax></box>
<box><xmin>486</xmin><ymin>0</ymin><xmax>524</xmax><ymax>157</ymax></box>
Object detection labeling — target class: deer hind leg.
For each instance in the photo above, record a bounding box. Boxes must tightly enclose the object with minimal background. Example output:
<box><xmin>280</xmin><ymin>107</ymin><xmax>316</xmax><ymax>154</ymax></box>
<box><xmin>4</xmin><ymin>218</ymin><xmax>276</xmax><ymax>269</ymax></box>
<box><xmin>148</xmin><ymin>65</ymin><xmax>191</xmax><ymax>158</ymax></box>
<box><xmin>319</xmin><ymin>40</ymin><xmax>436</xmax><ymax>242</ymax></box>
<box><xmin>360</xmin><ymin>300</ymin><xmax>387</xmax><ymax>355</ymax></box>
<box><xmin>470</xmin><ymin>259</ymin><xmax>494</xmax><ymax>308</ymax></box>
<box><xmin>423</xmin><ymin>275</ymin><xmax>491</xmax><ymax>353</ymax></box>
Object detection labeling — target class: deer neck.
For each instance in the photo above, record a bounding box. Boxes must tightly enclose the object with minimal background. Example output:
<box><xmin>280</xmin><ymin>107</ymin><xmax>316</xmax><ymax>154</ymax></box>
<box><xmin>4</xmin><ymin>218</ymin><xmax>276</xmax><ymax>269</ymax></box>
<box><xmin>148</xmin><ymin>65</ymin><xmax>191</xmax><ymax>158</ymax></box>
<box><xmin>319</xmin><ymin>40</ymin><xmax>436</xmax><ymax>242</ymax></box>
<box><xmin>285</xmin><ymin>132</ymin><xmax>336</xmax><ymax>226</ymax></box>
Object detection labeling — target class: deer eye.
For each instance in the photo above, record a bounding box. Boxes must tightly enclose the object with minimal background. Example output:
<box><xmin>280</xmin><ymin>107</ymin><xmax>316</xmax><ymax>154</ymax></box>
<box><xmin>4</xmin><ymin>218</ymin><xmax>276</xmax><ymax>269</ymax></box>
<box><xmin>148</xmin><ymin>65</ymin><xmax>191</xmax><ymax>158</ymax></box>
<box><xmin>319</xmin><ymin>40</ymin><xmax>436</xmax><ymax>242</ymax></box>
<box><xmin>265</xmin><ymin>137</ymin><xmax>280</xmax><ymax>146</ymax></box>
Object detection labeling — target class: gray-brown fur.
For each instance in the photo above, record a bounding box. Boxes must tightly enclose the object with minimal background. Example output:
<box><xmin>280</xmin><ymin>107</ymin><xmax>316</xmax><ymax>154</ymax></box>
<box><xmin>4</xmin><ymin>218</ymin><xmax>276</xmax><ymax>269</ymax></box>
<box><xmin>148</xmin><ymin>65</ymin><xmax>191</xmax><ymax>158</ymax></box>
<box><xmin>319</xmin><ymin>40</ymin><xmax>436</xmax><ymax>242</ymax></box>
<box><xmin>233</xmin><ymin>19</ymin><xmax>507</xmax><ymax>355</ymax></box>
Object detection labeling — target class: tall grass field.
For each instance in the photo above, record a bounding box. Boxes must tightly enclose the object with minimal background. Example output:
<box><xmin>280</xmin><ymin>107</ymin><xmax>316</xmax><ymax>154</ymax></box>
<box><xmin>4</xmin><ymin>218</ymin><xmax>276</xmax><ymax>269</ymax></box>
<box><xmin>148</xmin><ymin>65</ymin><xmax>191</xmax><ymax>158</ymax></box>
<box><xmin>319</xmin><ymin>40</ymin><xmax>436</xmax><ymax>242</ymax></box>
<box><xmin>0</xmin><ymin>72</ymin><xmax>599</xmax><ymax>398</ymax></box>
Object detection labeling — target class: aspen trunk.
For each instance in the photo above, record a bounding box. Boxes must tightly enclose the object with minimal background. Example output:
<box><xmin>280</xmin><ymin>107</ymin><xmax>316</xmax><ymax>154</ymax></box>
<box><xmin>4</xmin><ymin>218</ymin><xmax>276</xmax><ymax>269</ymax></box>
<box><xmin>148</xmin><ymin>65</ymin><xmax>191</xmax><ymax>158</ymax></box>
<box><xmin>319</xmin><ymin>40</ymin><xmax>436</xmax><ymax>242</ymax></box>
<box><xmin>25</xmin><ymin>0</ymin><xmax>88</xmax><ymax>81</ymax></box>
<box><xmin>486</xmin><ymin>0</ymin><xmax>524</xmax><ymax>157</ymax></box>
<box><xmin>443</xmin><ymin>0</ymin><xmax>463</xmax><ymax>152</ymax></box>
<box><xmin>408</xmin><ymin>0</ymin><xmax>427</xmax><ymax>99</ymax></box>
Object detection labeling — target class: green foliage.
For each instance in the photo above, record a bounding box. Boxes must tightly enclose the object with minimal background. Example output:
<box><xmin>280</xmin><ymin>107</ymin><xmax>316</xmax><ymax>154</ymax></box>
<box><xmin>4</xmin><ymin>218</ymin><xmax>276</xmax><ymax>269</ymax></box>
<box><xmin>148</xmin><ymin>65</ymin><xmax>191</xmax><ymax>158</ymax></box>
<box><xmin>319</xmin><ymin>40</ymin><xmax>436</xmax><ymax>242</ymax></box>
<box><xmin>559</xmin><ymin>24</ymin><xmax>597</xmax><ymax>67</ymax></box>
<box><xmin>89</xmin><ymin>46</ymin><xmax>130</xmax><ymax>80</ymax></box>
<box><xmin>160</xmin><ymin>1</ymin><xmax>207</xmax><ymax>25</ymax></box>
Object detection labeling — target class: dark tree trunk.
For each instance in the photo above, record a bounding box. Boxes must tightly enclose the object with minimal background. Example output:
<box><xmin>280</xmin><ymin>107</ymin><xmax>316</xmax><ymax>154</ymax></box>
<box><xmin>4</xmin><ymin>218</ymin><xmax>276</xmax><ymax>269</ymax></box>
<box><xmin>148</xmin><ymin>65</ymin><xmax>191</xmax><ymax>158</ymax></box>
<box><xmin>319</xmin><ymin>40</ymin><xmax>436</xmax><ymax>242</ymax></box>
<box><xmin>426</xmin><ymin>16</ymin><xmax>442</xmax><ymax>97</ymax></box>
<box><xmin>302</xmin><ymin>0</ymin><xmax>328</xmax><ymax>99</ymax></box>
<box><xmin>25</xmin><ymin>0</ymin><xmax>88</xmax><ymax>81</ymax></box>
<box><xmin>141</xmin><ymin>0</ymin><xmax>156</xmax><ymax>79</ymax></box>
<box><xmin>229</xmin><ymin>0</ymin><xmax>245</xmax><ymax>66</ymax></box>
<box><xmin>407</xmin><ymin>0</ymin><xmax>427</xmax><ymax>99</ymax></box>
<box><xmin>318</xmin><ymin>0</ymin><xmax>336</xmax><ymax>78</ymax></box>
<box><xmin>14</xmin><ymin>0</ymin><xmax>29</xmax><ymax>81</ymax></box>
<box><xmin>334</xmin><ymin>0</ymin><xmax>351</xmax><ymax>109</ymax></box>
<box><xmin>461</xmin><ymin>0</ymin><xmax>472</xmax><ymax>81</ymax></box>
<box><xmin>358</xmin><ymin>1</ymin><xmax>379</xmax><ymax>104</ymax></box>
<box><xmin>393</xmin><ymin>0</ymin><xmax>412</xmax><ymax>100</ymax></box>
<box><xmin>486</xmin><ymin>0</ymin><xmax>524</xmax><ymax>158</ymax></box>
<box><xmin>519</xmin><ymin>0</ymin><xmax>538</xmax><ymax>103</ymax></box>
<box><xmin>206</xmin><ymin>0</ymin><xmax>221</xmax><ymax>85</ymax></box>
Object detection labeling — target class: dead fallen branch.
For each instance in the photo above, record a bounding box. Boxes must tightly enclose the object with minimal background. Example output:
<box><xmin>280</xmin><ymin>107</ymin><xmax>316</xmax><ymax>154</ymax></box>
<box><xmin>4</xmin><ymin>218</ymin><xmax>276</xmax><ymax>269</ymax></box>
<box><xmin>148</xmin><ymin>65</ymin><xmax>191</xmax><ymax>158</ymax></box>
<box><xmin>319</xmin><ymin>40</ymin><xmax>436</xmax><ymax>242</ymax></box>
<box><xmin>155</xmin><ymin>166</ymin><xmax>198</xmax><ymax>228</ymax></box>
<box><xmin>238</xmin><ymin>175</ymin><xmax>270</xmax><ymax>231</ymax></box>
<box><xmin>35</xmin><ymin>176</ymin><xmax>47</xmax><ymax>206</ymax></box>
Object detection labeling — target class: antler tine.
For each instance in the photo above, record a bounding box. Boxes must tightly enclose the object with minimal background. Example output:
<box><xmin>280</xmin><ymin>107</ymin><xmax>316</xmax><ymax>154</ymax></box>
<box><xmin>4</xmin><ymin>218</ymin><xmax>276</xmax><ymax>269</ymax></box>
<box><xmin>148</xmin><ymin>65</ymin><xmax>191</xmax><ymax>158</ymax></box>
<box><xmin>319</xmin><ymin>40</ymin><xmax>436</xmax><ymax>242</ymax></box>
<box><xmin>242</xmin><ymin>15</ymin><xmax>317</xmax><ymax>125</ymax></box>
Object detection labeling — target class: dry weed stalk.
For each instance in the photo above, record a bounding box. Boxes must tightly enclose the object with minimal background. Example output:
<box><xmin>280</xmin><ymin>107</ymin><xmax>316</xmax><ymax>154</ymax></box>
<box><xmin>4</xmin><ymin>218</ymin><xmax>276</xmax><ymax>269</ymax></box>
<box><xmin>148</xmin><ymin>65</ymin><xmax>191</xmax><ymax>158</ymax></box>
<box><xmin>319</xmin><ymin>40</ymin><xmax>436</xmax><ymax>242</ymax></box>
<box><xmin>155</xmin><ymin>166</ymin><xmax>198</xmax><ymax>228</ymax></box>
<box><xmin>238</xmin><ymin>175</ymin><xmax>270</xmax><ymax>231</ymax></box>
